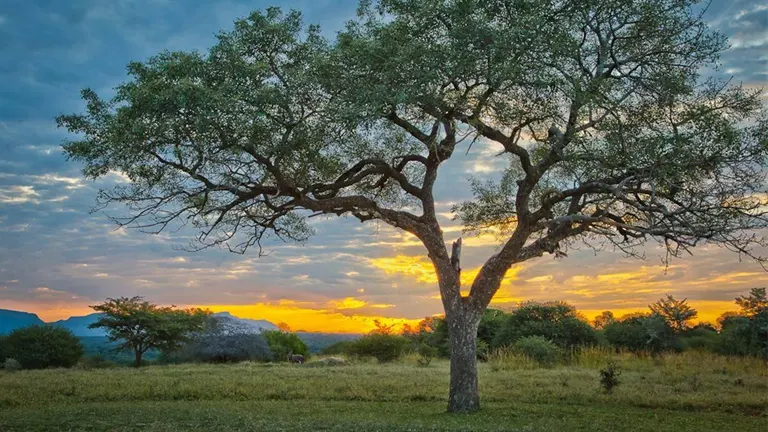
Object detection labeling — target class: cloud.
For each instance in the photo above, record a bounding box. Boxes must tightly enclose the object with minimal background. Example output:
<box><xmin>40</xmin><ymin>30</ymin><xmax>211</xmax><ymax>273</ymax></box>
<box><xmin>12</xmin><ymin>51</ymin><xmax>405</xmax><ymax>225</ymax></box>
<box><xmin>0</xmin><ymin>0</ymin><xmax>765</xmax><ymax>332</ymax></box>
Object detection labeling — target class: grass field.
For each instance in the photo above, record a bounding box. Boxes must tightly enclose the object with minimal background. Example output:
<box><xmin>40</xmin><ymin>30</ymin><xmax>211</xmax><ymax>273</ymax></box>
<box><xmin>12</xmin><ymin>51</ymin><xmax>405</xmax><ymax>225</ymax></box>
<box><xmin>1</xmin><ymin>351</ymin><xmax>766</xmax><ymax>431</ymax></box>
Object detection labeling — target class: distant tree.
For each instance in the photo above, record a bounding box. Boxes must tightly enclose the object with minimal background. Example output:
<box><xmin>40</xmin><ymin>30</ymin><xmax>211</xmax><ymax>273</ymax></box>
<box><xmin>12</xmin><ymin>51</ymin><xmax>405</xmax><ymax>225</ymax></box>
<box><xmin>494</xmin><ymin>302</ymin><xmax>597</xmax><ymax>350</ymax></box>
<box><xmin>262</xmin><ymin>330</ymin><xmax>309</xmax><ymax>361</ymax></box>
<box><xmin>89</xmin><ymin>297</ymin><xmax>209</xmax><ymax>367</ymax></box>
<box><xmin>604</xmin><ymin>313</ymin><xmax>679</xmax><ymax>355</ymax></box>
<box><xmin>59</xmin><ymin>0</ymin><xmax>768</xmax><ymax>412</ymax></box>
<box><xmin>371</xmin><ymin>319</ymin><xmax>396</xmax><ymax>335</ymax></box>
<box><xmin>276</xmin><ymin>322</ymin><xmax>293</xmax><ymax>332</ymax></box>
<box><xmin>717</xmin><ymin>288</ymin><xmax>768</xmax><ymax>358</ymax></box>
<box><xmin>592</xmin><ymin>311</ymin><xmax>615</xmax><ymax>330</ymax></box>
<box><xmin>347</xmin><ymin>332</ymin><xmax>410</xmax><ymax>362</ymax></box>
<box><xmin>649</xmin><ymin>295</ymin><xmax>697</xmax><ymax>333</ymax></box>
<box><xmin>735</xmin><ymin>288</ymin><xmax>768</xmax><ymax>317</ymax></box>
<box><xmin>5</xmin><ymin>325</ymin><xmax>83</xmax><ymax>369</ymax></box>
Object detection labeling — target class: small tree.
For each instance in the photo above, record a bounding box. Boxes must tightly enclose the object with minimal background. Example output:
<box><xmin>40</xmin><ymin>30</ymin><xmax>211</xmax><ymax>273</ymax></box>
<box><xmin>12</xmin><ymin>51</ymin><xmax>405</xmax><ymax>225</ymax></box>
<box><xmin>59</xmin><ymin>0</ymin><xmax>768</xmax><ymax>412</ymax></box>
<box><xmin>735</xmin><ymin>288</ymin><xmax>768</xmax><ymax>317</ymax></box>
<box><xmin>494</xmin><ymin>302</ymin><xmax>597</xmax><ymax>350</ymax></box>
<box><xmin>5</xmin><ymin>325</ymin><xmax>83</xmax><ymax>369</ymax></box>
<box><xmin>592</xmin><ymin>311</ymin><xmax>615</xmax><ymax>330</ymax></box>
<box><xmin>262</xmin><ymin>330</ymin><xmax>309</xmax><ymax>361</ymax></box>
<box><xmin>649</xmin><ymin>295</ymin><xmax>697</xmax><ymax>333</ymax></box>
<box><xmin>89</xmin><ymin>297</ymin><xmax>209</xmax><ymax>367</ymax></box>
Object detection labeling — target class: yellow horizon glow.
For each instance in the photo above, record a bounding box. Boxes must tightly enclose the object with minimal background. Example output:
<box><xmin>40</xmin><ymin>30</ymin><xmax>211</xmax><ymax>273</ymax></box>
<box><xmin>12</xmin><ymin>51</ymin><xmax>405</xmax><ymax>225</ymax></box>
<box><xmin>198</xmin><ymin>300</ymin><xmax>422</xmax><ymax>334</ymax></box>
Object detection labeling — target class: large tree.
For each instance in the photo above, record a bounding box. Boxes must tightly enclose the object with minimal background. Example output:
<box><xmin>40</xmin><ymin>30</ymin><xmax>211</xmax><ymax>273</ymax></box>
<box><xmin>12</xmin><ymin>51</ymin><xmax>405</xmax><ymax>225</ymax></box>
<box><xmin>59</xmin><ymin>0</ymin><xmax>767</xmax><ymax>412</ymax></box>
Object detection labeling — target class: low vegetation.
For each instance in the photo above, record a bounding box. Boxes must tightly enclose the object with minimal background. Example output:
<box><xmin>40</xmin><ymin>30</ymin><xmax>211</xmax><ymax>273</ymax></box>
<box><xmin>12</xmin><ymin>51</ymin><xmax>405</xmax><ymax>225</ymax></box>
<box><xmin>0</xmin><ymin>351</ymin><xmax>765</xmax><ymax>431</ymax></box>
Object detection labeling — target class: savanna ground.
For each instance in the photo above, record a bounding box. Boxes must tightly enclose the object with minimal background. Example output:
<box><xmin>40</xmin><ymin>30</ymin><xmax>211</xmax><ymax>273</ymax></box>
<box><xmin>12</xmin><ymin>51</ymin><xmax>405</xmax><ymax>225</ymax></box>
<box><xmin>1</xmin><ymin>350</ymin><xmax>766</xmax><ymax>432</ymax></box>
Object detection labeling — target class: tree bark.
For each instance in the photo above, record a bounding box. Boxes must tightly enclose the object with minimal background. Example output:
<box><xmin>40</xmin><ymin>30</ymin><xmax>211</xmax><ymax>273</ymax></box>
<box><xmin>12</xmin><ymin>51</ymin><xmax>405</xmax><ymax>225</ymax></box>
<box><xmin>447</xmin><ymin>311</ymin><xmax>481</xmax><ymax>413</ymax></box>
<box><xmin>134</xmin><ymin>349</ymin><xmax>142</xmax><ymax>368</ymax></box>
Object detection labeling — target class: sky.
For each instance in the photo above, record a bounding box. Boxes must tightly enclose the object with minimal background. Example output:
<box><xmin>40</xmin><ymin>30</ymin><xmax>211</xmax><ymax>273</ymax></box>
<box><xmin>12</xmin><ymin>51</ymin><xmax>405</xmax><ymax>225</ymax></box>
<box><xmin>0</xmin><ymin>0</ymin><xmax>766</xmax><ymax>333</ymax></box>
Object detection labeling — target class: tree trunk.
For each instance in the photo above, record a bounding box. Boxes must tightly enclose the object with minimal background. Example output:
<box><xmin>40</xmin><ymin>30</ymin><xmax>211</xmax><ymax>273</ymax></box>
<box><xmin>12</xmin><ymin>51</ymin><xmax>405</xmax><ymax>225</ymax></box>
<box><xmin>447</xmin><ymin>313</ymin><xmax>481</xmax><ymax>413</ymax></box>
<box><xmin>134</xmin><ymin>350</ymin><xmax>142</xmax><ymax>368</ymax></box>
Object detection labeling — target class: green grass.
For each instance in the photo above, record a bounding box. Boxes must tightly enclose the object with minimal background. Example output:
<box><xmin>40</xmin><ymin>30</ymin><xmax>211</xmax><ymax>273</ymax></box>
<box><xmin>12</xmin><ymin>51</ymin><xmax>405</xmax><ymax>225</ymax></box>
<box><xmin>0</xmin><ymin>352</ymin><xmax>766</xmax><ymax>431</ymax></box>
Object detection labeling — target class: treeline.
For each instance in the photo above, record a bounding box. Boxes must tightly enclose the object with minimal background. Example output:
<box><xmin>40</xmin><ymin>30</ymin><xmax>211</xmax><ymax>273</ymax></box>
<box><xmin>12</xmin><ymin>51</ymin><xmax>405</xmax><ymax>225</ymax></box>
<box><xmin>324</xmin><ymin>288</ymin><xmax>768</xmax><ymax>364</ymax></box>
<box><xmin>0</xmin><ymin>296</ymin><xmax>311</xmax><ymax>370</ymax></box>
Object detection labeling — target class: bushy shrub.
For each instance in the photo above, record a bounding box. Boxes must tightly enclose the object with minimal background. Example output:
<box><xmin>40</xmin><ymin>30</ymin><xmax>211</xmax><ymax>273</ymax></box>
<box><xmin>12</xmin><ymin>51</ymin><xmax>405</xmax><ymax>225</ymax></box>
<box><xmin>3</xmin><ymin>358</ymin><xmax>21</xmax><ymax>371</ymax></box>
<box><xmin>476</xmin><ymin>339</ymin><xmax>490</xmax><ymax>361</ymax></box>
<box><xmin>604</xmin><ymin>313</ymin><xmax>680</xmax><ymax>355</ymax></box>
<box><xmin>495</xmin><ymin>302</ymin><xmax>598</xmax><ymax>350</ymax></box>
<box><xmin>321</xmin><ymin>340</ymin><xmax>355</xmax><ymax>355</ymax></box>
<box><xmin>77</xmin><ymin>355</ymin><xmax>117</xmax><ymax>369</ymax></box>
<box><xmin>512</xmin><ymin>336</ymin><xmax>561</xmax><ymax>367</ymax></box>
<box><xmin>263</xmin><ymin>330</ymin><xmax>309</xmax><ymax>361</ymax></box>
<box><xmin>680</xmin><ymin>325</ymin><xmax>721</xmax><ymax>352</ymax></box>
<box><xmin>347</xmin><ymin>333</ymin><xmax>409</xmax><ymax>362</ymax></box>
<box><xmin>599</xmin><ymin>360</ymin><xmax>622</xmax><ymax>393</ymax></box>
<box><xmin>6</xmin><ymin>325</ymin><xmax>83</xmax><ymax>369</ymax></box>
<box><xmin>416</xmin><ymin>342</ymin><xmax>438</xmax><ymax>367</ymax></box>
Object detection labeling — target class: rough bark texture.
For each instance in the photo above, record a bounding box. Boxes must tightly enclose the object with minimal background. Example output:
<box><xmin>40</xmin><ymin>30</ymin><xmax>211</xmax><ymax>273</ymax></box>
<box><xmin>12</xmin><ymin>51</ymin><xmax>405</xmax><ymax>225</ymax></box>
<box><xmin>447</xmin><ymin>311</ymin><xmax>481</xmax><ymax>413</ymax></box>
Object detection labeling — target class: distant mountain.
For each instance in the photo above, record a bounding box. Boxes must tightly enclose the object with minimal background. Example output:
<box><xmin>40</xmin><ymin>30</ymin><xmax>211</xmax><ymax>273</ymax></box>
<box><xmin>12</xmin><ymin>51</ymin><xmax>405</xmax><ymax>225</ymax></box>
<box><xmin>212</xmin><ymin>312</ymin><xmax>278</xmax><ymax>333</ymax></box>
<box><xmin>51</xmin><ymin>313</ymin><xmax>106</xmax><ymax>337</ymax></box>
<box><xmin>0</xmin><ymin>309</ymin><xmax>44</xmax><ymax>334</ymax></box>
<box><xmin>0</xmin><ymin>309</ymin><xmax>362</xmax><ymax>351</ymax></box>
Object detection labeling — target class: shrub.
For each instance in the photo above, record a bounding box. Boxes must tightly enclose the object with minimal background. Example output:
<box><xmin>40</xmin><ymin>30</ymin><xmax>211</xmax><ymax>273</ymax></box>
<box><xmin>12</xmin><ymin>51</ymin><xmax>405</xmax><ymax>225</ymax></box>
<box><xmin>604</xmin><ymin>313</ymin><xmax>680</xmax><ymax>355</ymax></box>
<box><xmin>0</xmin><ymin>335</ymin><xmax>8</xmax><ymax>361</ymax></box>
<box><xmin>3</xmin><ymin>358</ymin><xmax>21</xmax><ymax>371</ymax></box>
<box><xmin>476</xmin><ymin>339</ymin><xmax>490</xmax><ymax>361</ymax></box>
<box><xmin>512</xmin><ymin>336</ymin><xmax>561</xmax><ymax>367</ymax></box>
<box><xmin>416</xmin><ymin>343</ymin><xmax>438</xmax><ymax>367</ymax></box>
<box><xmin>170</xmin><ymin>333</ymin><xmax>273</xmax><ymax>363</ymax></box>
<box><xmin>599</xmin><ymin>360</ymin><xmax>622</xmax><ymax>393</ymax></box>
<box><xmin>262</xmin><ymin>330</ymin><xmax>309</xmax><ymax>361</ymax></box>
<box><xmin>347</xmin><ymin>333</ymin><xmax>409</xmax><ymax>362</ymax></box>
<box><xmin>494</xmin><ymin>302</ymin><xmax>598</xmax><ymax>350</ymax></box>
<box><xmin>77</xmin><ymin>355</ymin><xmax>117</xmax><ymax>369</ymax></box>
<box><xmin>6</xmin><ymin>325</ymin><xmax>83</xmax><ymax>369</ymax></box>
<box><xmin>321</xmin><ymin>340</ymin><xmax>355</xmax><ymax>355</ymax></box>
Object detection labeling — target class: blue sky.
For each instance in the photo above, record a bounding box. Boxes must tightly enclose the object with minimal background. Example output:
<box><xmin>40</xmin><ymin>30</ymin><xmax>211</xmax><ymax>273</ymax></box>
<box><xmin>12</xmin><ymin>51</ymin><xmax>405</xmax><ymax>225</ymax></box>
<box><xmin>0</xmin><ymin>0</ymin><xmax>766</xmax><ymax>330</ymax></box>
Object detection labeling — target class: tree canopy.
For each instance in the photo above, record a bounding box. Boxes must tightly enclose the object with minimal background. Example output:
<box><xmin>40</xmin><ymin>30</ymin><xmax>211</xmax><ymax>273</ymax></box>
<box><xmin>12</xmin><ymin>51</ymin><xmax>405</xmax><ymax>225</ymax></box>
<box><xmin>90</xmin><ymin>297</ymin><xmax>209</xmax><ymax>367</ymax></box>
<box><xmin>60</xmin><ymin>0</ymin><xmax>768</xmax><ymax>413</ymax></box>
<box><xmin>649</xmin><ymin>295</ymin><xmax>697</xmax><ymax>333</ymax></box>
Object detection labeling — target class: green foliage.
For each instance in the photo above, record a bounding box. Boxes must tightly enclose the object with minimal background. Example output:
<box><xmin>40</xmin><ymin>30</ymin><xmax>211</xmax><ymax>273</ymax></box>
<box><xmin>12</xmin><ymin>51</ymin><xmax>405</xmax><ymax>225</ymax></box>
<box><xmin>90</xmin><ymin>297</ymin><xmax>209</xmax><ymax>367</ymax></box>
<box><xmin>477</xmin><ymin>309</ymin><xmax>506</xmax><ymax>347</ymax></box>
<box><xmin>512</xmin><ymin>336</ymin><xmax>561</xmax><ymax>367</ymax></box>
<box><xmin>402</xmin><ymin>316</ymin><xmax>450</xmax><ymax>357</ymax></box>
<box><xmin>0</xmin><ymin>335</ymin><xmax>8</xmax><ymax>362</ymax></box>
<box><xmin>680</xmin><ymin>324</ymin><xmax>721</xmax><ymax>352</ymax></box>
<box><xmin>604</xmin><ymin>313</ymin><xmax>680</xmax><ymax>355</ymax></box>
<box><xmin>3</xmin><ymin>358</ymin><xmax>21</xmax><ymax>371</ymax></box>
<box><xmin>320</xmin><ymin>341</ymin><xmax>355</xmax><ymax>355</ymax></box>
<box><xmin>592</xmin><ymin>311</ymin><xmax>615</xmax><ymax>330</ymax></box>
<box><xmin>5</xmin><ymin>325</ymin><xmax>83</xmax><ymax>369</ymax></box>
<box><xmin>263</xmin><ymin>330</ymin><xmax>309</xmax><ymax>361</ymax></box>
<box><xmin>735</xmin><ymin>288</ymin><xmax>768</xmax><ymax>317</ymax></box>
<box><xmin>346</xmin><ymin>333</ymin><xmax>409</xmax><ymax>362</ymax></box>
<box><xmin>649</xmin><ymin>295</ymin><xmax>698</xmax><ymax>333</ymax></box>
<box><xmin>494</xmin><ymin>302</ymin><xmax>598</xmax><ymax>350</ymax></box>
<box><xmin>599</xmin><ymin>360</ymin><xmax>622</xmax><ymax>394</ymax></box>
<box><xmin>416</xmin><ymin>343</ymin><xmax>438</xmax><ymax>367</ymax></box>
<box><xmin>77</xmin><ymin>355</ymin><xmax>118</xmax><ymax>370</ymax></box>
